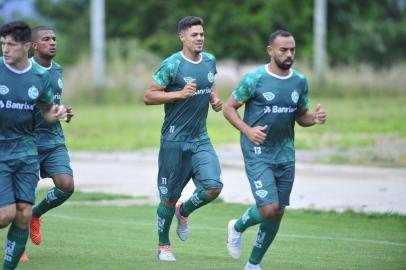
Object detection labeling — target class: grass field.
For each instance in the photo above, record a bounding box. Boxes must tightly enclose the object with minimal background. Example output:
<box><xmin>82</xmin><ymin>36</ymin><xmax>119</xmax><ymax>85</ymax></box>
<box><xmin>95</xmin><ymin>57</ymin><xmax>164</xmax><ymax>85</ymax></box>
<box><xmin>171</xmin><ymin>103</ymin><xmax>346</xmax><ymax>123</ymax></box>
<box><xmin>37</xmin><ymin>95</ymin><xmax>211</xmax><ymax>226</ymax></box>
<box><xmin>1</xmin><ymin>201</ymin><xmax>405</xmax><ymax>270</ymax></box>
<box><xmin>63</xmin><ymin>95</ymin><xmax>406</xmax><ymax>166</ymax></box>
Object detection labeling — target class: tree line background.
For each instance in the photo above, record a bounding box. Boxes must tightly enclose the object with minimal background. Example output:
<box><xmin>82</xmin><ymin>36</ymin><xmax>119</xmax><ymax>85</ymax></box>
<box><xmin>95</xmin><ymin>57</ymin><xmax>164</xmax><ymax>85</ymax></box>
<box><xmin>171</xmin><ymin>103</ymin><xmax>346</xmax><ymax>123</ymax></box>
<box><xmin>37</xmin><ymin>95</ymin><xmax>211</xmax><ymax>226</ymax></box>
<box><xmin>29</xmin><ymin>0</ymin><xmax>406</xmax><ymax>68</ymax></box>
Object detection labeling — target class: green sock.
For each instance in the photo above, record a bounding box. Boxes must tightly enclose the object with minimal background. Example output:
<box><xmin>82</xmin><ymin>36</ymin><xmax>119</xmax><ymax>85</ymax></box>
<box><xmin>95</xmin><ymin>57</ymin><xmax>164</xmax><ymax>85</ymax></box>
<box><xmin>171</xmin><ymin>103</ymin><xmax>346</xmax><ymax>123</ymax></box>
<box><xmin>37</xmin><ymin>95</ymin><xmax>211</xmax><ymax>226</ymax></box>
<box><xmin>249</xmin><ymin>219</ymin><xmax>281</xmax><ymax>265</ymax></box>
<box><xmin>157</xmin><ymin>203</ymin><xmax>175</xmax><ymax>246</ymax></box>
<box><xmin>2</xmin><ymin>222</ymin><xmax>29</xmax><ymax>270</ymax></box>
<box><xmin>32</xmin><ymin>187</ymin><xmax>72</xmax><ymax>217</ymax></box>
<box><xmin>234</xmin><ymin>206</ymin><xmax>265</xmax><ymax>233</ymax></box>
<box><xmin>180</xmin><ymin>189</ymin><xmax>215</xmax><ymax>217</ymax></box>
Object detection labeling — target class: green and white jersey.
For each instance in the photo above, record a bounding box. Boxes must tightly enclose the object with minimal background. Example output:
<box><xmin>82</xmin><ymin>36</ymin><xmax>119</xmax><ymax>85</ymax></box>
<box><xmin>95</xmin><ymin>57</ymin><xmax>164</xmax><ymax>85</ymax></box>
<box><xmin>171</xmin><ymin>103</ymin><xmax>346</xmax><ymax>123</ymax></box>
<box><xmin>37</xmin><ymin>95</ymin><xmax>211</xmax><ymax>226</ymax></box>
<box><xmin>153</xmin><ymin>51</ymin><xmax>217</xmax><ymax>142</ymax></box>
<box><xmin>0</xmin><ymin>57</ymin><xmax>54</xmax><ymax>160</ymax></box>
<box><xmin>31</xmin><ymin>58</ymin><xmax>65</xmax><ymax>149</ymax></box>
<box><xmin>232</xmin><ymin>65</ymin><xmax>309</xmax><ymax>163</ymax></box>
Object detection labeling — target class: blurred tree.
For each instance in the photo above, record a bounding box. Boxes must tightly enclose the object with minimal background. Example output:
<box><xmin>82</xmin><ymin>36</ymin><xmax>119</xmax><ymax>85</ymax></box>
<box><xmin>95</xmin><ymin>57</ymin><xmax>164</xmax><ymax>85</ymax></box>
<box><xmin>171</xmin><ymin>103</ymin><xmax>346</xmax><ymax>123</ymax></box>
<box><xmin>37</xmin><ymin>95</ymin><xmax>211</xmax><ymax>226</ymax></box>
<box><xmin>35</xmin><ymin>0</ymin><xmax>89</xmax><ymax>64</ymax></box>
<box><xmin>328</xmin><ymin>0</ymin><xmax>406</xmax><ymax>67</ymax></box>
<box><xmin>34</xmin><ymin>0</ymin><xmax>406</xmax><ymax>67</ymax></box>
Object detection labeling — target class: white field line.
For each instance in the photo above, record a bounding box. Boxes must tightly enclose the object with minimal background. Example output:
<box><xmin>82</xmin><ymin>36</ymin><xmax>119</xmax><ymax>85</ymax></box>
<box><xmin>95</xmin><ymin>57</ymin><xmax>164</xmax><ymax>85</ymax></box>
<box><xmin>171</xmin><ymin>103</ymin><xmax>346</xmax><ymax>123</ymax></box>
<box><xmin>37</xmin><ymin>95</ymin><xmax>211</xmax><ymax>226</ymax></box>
<box><xmin>49</xmin><ymin>213</ymin><xmax>406</xmax><ymax>248</ymax></box>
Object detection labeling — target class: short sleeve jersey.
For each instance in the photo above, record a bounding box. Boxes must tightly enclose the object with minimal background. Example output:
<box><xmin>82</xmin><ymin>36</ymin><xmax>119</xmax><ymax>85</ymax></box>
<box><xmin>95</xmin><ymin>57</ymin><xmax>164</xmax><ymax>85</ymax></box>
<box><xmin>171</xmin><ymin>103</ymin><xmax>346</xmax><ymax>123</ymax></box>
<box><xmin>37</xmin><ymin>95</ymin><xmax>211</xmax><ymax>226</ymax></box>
<box><xmin>232</xmin><ymin>65</ymin><xmax>309</xmax><ymax>163</ymax></box>
<box><xmin>0</xmin><ymin>58</ymin><xmax>54</xmax><ymax>160</ymax></box>
<box><xmin>31</xmin><ymin>58</ymin><xmax>65</xmax><ymax>149</ymax></box>
<box><xmin>152</xmin><ymin>51</ymin><xmax>217</xmax><ymax>142</ymax></box>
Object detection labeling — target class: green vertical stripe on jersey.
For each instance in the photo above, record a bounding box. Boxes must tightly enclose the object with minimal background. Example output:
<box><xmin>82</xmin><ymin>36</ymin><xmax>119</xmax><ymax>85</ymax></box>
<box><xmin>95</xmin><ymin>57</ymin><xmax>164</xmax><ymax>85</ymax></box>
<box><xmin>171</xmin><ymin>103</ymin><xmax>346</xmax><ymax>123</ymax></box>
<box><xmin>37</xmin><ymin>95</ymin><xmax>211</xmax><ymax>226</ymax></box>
<box><xmin>152</xmin><ymin>52</ymin><xmax>217</xmax><ymax>142</ymax></box>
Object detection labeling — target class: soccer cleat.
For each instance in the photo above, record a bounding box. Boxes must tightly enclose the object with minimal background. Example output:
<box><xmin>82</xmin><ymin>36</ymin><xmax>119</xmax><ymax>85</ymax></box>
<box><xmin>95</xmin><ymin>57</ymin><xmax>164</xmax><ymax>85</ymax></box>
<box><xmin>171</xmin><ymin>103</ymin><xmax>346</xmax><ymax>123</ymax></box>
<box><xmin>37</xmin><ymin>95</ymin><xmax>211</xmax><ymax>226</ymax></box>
<box><xmin>244</xmin><ymin>261</ymin><xmax>262</xmax><ymax>270</ymax></box>
<box><xmin>156</xmin><ymin>245</ymin><xmax>176</xmax><ymax>261</ymax></box>
<box><xmin>20</xmin><ymin>251</ymin><xmax>29</xmax><ymax>262</ymax></box>
<box><xmin>175</xmin><ymin>203</ymin><xmax>189</xmax><ymax>241</ymax></box>
<box><xmin>30</xmin><ymin>216</ymin><xmax>42</xmax><ymax>245</ymax></box>
<box><xmin>227</xmin><ymin>219</ymin><xmax>243</xmax><ymax>259</ymax></box>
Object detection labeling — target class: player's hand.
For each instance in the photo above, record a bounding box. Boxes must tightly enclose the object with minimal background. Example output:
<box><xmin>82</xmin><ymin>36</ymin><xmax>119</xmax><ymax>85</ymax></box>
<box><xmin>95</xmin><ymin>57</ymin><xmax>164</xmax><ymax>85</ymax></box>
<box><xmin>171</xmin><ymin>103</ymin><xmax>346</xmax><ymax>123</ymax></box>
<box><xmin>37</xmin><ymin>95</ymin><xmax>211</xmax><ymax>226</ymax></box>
<box><xmin>179</xmin><ymin>79</ymin><xmax>196</xmax><ymax>99</ymax></box>
<box><xmin>245</xmin><ymin>125</ymin><xmax>268</xmax><ymax>145</ymax></box>
<box><xmin>210</xmin><ymin>95</ymin><xmax>222</xmax><ymax>112</ymax></box>
<box><xmin>313</xmin><ymin>104</ymin><xmax>326</xmax><ymax>124</ymax></box>
<box><xmin>66</xmin><ymin>107</ymin><xmax>74</xmax><ymax>123</ymax></box>
<box><xmin>52</xmin><ymin>104</ymin><xmax>68</xmax><ymax>122</ymax></box>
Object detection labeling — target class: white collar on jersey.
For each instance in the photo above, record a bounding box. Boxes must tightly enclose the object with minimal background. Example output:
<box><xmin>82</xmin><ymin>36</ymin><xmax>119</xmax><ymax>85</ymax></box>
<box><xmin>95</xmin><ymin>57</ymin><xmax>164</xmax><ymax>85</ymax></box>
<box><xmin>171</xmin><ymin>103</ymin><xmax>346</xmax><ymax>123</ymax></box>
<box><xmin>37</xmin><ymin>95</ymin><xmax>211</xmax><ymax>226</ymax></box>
<box><xmin>30</xmin><ymin>57</ymin><xmax>53</xmax><ymax>70</ymax></box>
<box><xmin>4</xmin><ymin>59</ymin><xmax>32</xmax><ymax>74</ymax></box>
<box><xmin>180</xmin><ymin>51</ymin><xmax>202</xmax><ymax>64</ymax></box>
<box><xmin>264</xmin><ymin>64</ymin><xmax>293</xmax><ymax>80</ymax></box>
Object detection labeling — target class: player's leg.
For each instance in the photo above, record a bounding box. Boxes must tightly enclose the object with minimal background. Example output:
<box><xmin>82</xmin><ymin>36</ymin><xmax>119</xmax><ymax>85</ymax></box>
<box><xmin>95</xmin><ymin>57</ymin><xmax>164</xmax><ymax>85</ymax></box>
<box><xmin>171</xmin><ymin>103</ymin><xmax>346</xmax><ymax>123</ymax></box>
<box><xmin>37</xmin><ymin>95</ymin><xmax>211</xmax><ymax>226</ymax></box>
<box><xmin>178</xmin><ymin>140</ymin><xmax>222</xmax><ymax>217</ymax></box>
<box><xmin>32</xmin><ymin>145</ymin><xmax>74</xmax><ymax>218</ymax></box>
<box><xmin>3</xmin><ymin>157</ymin><xmax>38</xmax><ymax>269</ymax></box>
<box><xmin>246</xmin><ymin>162</ymin><xmax>295</xmax><ymax>268</ymax></box>
<box><xmin>228</xmin><ymin>165</ymin><xmax>277</xmax><ymax>260</ymax></box>
<box><xmin>156</xmin><ymin>199</ymin><xmax>177</xmax><ymax>261</ymax></box>
<box><xmin>31</xmin><ymin>145</ymin><xmax>73</xmax><ymax>245</ymax></box>
<box><xmin>244</xmin><ymin>211</ymin><xmax>282</xmax><ymax>270</ymax></box>
<box><xmin>0</xmin><ymin>161</ymin><xmax>17</xmax><ymax>229</ymax></box>
<box><xmin>174</xmin><ymin>141</ymin><xmax>222</xmax><ymax>241</ymax></box>
<box><xmin>156</xmin><ymin>141</ymin><xmax>189</xmax><ymax>261</ymax></box>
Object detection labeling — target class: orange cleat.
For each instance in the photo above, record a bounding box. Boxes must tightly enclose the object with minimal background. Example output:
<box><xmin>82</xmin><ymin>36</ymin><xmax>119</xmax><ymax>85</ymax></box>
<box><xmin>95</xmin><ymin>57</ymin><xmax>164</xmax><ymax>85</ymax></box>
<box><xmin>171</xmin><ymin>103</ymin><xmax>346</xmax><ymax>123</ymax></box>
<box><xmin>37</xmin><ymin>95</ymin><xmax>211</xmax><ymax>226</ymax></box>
<box><xmin>30</xmin><ymin>217</ymin><xmax>42</xmax><ymax>245</ymax></box>
<box><xmin>20</xmin><ymin>251</ymin><xmax>29</xmax><ymax>262</ymax></box>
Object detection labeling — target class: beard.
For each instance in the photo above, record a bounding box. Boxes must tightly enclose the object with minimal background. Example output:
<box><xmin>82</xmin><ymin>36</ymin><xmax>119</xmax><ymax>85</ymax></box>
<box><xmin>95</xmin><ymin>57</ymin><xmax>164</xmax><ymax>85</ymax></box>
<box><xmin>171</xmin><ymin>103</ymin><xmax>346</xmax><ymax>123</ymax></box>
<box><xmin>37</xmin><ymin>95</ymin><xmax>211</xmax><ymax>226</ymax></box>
<box><xmin>275</xmin><ymin>57</ymin><xmax>293</xmax><ymax>70</ymax></box>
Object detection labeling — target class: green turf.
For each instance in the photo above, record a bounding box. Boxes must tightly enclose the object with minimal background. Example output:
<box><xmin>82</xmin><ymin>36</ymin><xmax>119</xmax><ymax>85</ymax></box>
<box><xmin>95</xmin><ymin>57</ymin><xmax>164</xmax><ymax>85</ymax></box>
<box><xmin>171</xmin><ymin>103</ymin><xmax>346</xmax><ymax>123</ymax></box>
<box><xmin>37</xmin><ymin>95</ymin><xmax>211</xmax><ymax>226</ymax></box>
<box><xmin>1</xmin><ymin>203</ymin><xmax>405</xmax><ymax>270</ymax></box>
<box><xmin>64</xmin><ymin>95</ymin><xmax>406</xmax><ymax>148</ymax></box>
<box><xmin>35</xmin><ymin>188</ymin><xmax>137</xmax><ymax>202</ymax></box>
<box><xmin>63</xmin><ymin>96</ymin><xmax>405</xmax><ymax>151</ymax></box>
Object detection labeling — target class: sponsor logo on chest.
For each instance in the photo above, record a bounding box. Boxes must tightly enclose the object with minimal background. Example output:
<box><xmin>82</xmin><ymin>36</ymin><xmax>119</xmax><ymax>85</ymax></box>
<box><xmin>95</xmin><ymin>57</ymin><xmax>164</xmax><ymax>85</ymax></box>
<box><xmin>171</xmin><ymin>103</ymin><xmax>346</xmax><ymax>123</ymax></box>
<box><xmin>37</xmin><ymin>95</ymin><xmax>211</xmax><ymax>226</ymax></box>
<box><xmin>182</xmin><ymin>77</ymin><xmax>212</xmax><ymax>96</ymax></box>
<box><xmin>0</xmin><ymin>85</ymin><xmax>10</xmax><ymax>95</ymax></box>
<box><xmin>262</xmin><ymin>89</ymin><xmax>299</xmax><ymax>114</ymax></box>
<box><xmin>0</xmin><ymin>85</ymin><xmax>38</xmax><ymax>111</ymax></box>
<box><xmin>0</xmin><ymin>100</ymin><xmax>34</xmax><ymax>110</ymax></box>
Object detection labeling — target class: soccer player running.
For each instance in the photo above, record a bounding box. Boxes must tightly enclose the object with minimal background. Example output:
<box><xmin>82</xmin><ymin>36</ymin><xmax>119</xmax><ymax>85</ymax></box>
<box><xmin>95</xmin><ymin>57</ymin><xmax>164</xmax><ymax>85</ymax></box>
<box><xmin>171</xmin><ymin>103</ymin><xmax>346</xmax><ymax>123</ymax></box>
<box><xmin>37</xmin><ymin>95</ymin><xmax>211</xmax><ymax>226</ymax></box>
<box><xmin>0</xmin><ymin>21</ymin><xmax>67</xmax><ymax>270</ymax></box>
<box><xmin>144</xmin><ymin>16</ymin><xmax>223</xmax><ymax>261</ymax></box>
<box><xmin>19</xmin><ymin>26</ymin><xmax>75</xmax><ymax>261</ymax></box>
<box><xmin>223</xmin><ymin>30</ymin><xmax>326</xmax><ymax>270</ymax></box>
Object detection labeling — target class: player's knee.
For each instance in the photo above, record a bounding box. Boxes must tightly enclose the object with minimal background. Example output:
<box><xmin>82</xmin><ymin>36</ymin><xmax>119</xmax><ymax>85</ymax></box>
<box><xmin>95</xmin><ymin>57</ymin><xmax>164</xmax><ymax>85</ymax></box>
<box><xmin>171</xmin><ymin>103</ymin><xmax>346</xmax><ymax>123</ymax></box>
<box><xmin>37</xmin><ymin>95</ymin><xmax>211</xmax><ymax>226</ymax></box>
<box><xmin>0</xmin><ymin>204</ymin><xmax>16</xmax><ymax>228</ymax></box>
<box><xmin>205</xmin><ymin>188</ymin><xmax>222</xmax><ymax>199</ymax></box>
<box><xmin>54</xmin><ymin>174</ymin><xmax>74</xmax><ymax>193</ymax></box>
<box><xmin>59</xmin><ymin>181</ymin><xmax>74</xmax><ymax>193</ymax></box>
<box><xmin>15</xmin><ymin>203</ymin><xmax>32</xmax><ymax>227</ymax></box>
<box><xmin>0</xmin><ymin>211</ymin><xmax>15</xmax><ymax>228</ymax></box>
<box><xmin>161</xmin><ymin>200</ymin><xmax>177</xmax><ymax>207</ymax></box>
<box><xmin>260</xmin><ymin>204</ymin><xmax>284</xmax><ymax>221</ymax></box>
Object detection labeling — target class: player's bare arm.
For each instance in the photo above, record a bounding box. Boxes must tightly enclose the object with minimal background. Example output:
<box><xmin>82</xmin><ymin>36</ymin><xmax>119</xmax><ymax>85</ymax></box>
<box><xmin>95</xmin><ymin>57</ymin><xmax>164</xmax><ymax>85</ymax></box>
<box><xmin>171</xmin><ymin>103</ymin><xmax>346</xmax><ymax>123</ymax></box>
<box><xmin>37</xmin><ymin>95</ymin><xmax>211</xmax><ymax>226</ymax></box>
<box><xmin>144</xmin><ymin>80</ymin><xmax>197</xmax><ymax>105</ymax></box>
<box><xmin>210</xmin><ymin>84</ymin><xmax>222</xmax><ymax>112</ymax></box>
<box><xmin>223</xmin><ymin>97</ymin><xmax>267</xmax><ymax>145</ymax></box>
<box><xmin>296</xmin><ymin>103</ymin><xmax>327</xmax><ymax>127</ymax></box>
<box><xmin>39</xmin><ymin>103</ymin><xmax>68</xmax><ymax>123</ymax></box>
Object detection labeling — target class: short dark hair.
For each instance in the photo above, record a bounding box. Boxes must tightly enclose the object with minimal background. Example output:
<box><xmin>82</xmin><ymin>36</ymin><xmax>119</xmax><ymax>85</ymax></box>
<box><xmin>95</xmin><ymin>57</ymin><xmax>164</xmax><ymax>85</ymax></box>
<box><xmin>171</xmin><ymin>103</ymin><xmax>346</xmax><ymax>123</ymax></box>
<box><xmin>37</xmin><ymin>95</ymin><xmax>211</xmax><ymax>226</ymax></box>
<box><xmin>178</xmin><ymin>16</ymin><xmax>204</xmax><ymax>32</ymax></box>
<box><xmin>0</xmin><ymin>21</ymin><xmax>31</xmax><ymax>43</ymax></box>
<box><xmin>31</xmin><ymin>26</ymin><xmax>54</xmax><ymax>41</ymax></box>
<box><xmin>268</xmin><ymin>30</ymin><xmax>293</xmax><ymax>45</ymax></box>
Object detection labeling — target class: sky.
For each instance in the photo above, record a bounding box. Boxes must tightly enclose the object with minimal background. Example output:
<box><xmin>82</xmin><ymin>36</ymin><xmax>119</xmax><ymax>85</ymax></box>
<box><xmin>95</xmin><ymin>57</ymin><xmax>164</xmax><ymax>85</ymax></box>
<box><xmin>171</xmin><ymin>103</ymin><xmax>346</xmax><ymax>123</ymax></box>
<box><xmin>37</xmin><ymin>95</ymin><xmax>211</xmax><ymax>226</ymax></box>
<box><xmin>0</xmin><ymin>0</ymin><xmax>36</xmax><ymax>21</ymax></box>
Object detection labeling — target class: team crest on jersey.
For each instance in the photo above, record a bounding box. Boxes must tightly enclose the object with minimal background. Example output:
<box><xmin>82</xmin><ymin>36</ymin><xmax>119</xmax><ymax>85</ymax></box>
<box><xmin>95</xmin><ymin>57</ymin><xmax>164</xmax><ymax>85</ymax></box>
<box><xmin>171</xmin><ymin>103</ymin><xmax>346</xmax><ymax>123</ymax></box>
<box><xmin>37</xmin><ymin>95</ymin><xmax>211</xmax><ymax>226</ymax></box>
<box><xmin>207</xmin><ymin>71</ymin><xmax>214</xmax><ymax>83</ymax></box>
<box><xmin>0</xmin><ymin>85</ymin><xmax>10</xmax><ymax>95</ymax></box>
<box><xmin>28</xmin><ymin>86</ymin><xmax>39</xmax><ymax>99</ymax></box>
<box><xmin>183</xmin><ymin>77</ymin><xmax>195</xmax><ymax>84</ymax></box>
<box><xmin>58</xmin><ymin>78</ymin><xmax>63</xmax><ymax>89</ymax></box>
<box><xmin>291</xmin><ymin>90</ymin><xmax>299</xmax><ymax>104</ymax></box>
<box><xmin>159</xmin><ymin>186</ymin><xmax>168</xmax><ymax>195</ymax></box>
<box><xmin>262</xmin><ymin>92</ymin><xmax>275</xmax><ymax>101</ymax></box>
